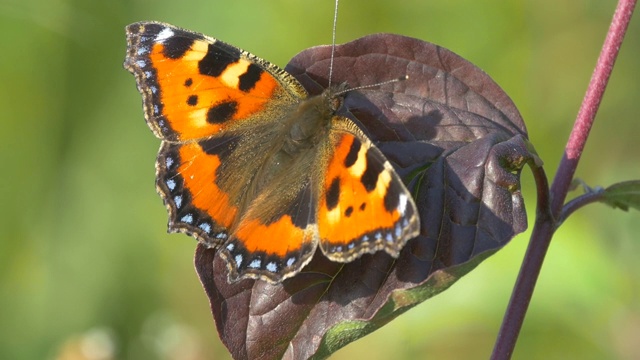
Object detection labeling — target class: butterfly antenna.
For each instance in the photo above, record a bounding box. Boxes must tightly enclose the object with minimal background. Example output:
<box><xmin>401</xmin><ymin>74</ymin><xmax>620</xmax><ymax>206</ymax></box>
<box><xmin>333</xmin><ymin>75</ymin><xmax>409</xmax><ymax>97</ymax></box>
<box><xmin>327</xmin><ymin>0</ymin><xmax>408</xmax><ymax>97</ymax></box>
<box><xmin>328</xmin><ymin>0</ymin><xmax>339</xmax><ymax>89</ymax></box>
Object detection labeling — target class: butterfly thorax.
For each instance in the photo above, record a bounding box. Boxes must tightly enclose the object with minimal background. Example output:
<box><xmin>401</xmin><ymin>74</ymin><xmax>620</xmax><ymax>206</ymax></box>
<box><xmin>221</xmin><ymin>90</ymin><xmax>340</xmax><ymax>227</ymax></box>
<box><xmin>282</xmin><ymin>90</ymin><xmax>338</xmax><ymax>155</ymax></box>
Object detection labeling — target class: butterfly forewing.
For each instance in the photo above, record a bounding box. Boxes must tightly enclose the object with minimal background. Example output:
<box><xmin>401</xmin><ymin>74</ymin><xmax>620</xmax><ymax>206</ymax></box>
<box><xmin>124</xmin><ymin>22</ymin><xmax>307</xmax><ymax>142</ymax></box>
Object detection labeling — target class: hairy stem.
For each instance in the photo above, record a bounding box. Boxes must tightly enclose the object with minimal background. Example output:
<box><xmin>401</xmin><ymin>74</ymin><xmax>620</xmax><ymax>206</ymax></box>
<box><xmin>492</xmin><ymin>0</ymin><xmax>637</xmax><ymax>358</ymax></box>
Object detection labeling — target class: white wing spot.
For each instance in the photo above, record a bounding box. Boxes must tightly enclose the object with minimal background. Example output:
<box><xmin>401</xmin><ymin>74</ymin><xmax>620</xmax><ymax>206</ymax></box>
<box><xmin>248</xmin><ymin>259</ymin><xmax>261</xmax><ymax>269</ymax></box>
<box><xmin>166</xmin><ymin>179</ymin><xmax>176</xmax><ymax>190</ymax></box>
<box><xmin>266</xmin><ymin>262</ymin><xmax>277</xmax><ymax>273</ymax></box>
<box><xmin>173</xmin><ymin>195</ymin><xmax>182</xmax><ymax>208</ymax></box>
<box><xmin>136</xmin><ymin>60</ymin><xmax>146</xmax><ymax>68</ymax></box>
<box><xmin>137</xmin><ymin>46</ymin><xmax>149</xmax><ymax>55</ymax></box>
<box><xmin>181</xmin><ymin>214</ymin><xmax>193</xmax><ymax>224</ymax></box>
<box><xmin>385</xmin><ymin>232</ymin><xmax>393</xmax><ymax>243</ymax></box>
<box><xmin>165</xmin><ymin>156</ymin><xmax>174</xmax><ymax>168</ymax></box>
<box><xmin>286</xmin><ymin>257</ymin><xmax>296</xmax><ymax>267</ymax></box>
<box><xmin>235</xmin><ymin>254</ymin><xmax>243</xmax><ymax>267</ymax></box>
<box><xmin>395</xmin><ymin>223</ymin><xmax>402</xmax><ymax>238</ymax></box>
<box><xmin>398</xmin><ymin>193</ymin><xmax>408</xmax><ymax>214</ymax></box>
<box><xmin>155</xmin><ymin>28</ymin><xmax>175</xmax><ymax>42</ymax></box>
<box><xmin>198</xmin><ymin>222</ymin><xmax>211</xmax><ymax>233</ymax></box>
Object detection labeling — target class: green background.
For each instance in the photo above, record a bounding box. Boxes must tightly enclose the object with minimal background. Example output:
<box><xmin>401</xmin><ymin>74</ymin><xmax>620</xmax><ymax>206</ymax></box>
<box><xmin>1</xmin><ymin>0</ymin><xmax>639</xmax><ymax>359</ymax></box>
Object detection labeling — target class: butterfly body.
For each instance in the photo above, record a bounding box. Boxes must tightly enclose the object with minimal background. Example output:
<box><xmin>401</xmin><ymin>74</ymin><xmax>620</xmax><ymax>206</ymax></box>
<box><xmin>124</xmin><ymin>22</ymin><xmax>419</xmax><ymax>283</ymax></box>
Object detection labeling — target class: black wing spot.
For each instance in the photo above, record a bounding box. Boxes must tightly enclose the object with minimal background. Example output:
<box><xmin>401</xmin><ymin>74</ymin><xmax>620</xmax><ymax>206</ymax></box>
<box><xmin>184</xmin><ymin>78</ymin><xmax>193</xmax><ymax>87</ymax></box>
<box><xmin>199</xmin><ymin>43</ymin><xmax>241</xmax><ymax>77</ymax></box>
<box><xmin>360</xmin><ymin>150</ymin><xmax>384</xmax><ymax>192</ymax></box>
<box><xmin>199</xmin><ymin>134</ymin><xmax>239</xmax><ymax>157</ymax></box>
<box><xmin>238</xmin><ymin>63</ymin><xmax>263</xmax><ymax>92</ymax></box>
<box><xmin>187</xmin><ymin>95</ymin><xmax>198</xmax><ymax>106</ymax></box>
<box><xmin>344</xmin><ymin>139</ymin><xmax>361</xmax><ymax>168</ymax></box>
<box><xmin>326</xmin><ymin>177</ymin><xmax>341</xmax><ymax>211</ymax></box>
<box><xmin>344</xmin><ymin>206</ymin><xmax>354</xmax><ymax>217</ymax></box>
<box><xmin>162</xmin><ymin>37</ymin><xmax>194</xmax><ymax>59</ymax></box>
<box><xmin>383</xmin><ymin>182</ymin><xmax>402</xmax><ymax>212</ymax></box>
<box><xmin>207</xmin><ymin>101</ymin><xmax>238</xmax><ymax>124</ymax></box>
<box><xmin>359</xmin><ymin>202</ymin><xmax>366</xmax><ymax>211</ymax></box>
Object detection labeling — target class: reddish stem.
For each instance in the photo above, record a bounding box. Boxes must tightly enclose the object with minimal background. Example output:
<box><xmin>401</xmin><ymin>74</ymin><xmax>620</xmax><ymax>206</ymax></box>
<box><xmin>549</xmin><ymin>0</ymin><xmax>637</xmax><ymax>217</ymax></box>
<box><xmin>492</xmin><ymin>0</ymin><xmax>636</xmax><ymax>358</ymax></box>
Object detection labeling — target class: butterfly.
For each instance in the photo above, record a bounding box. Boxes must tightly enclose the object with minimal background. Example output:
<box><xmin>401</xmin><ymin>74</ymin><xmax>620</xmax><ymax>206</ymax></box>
<box><xmin>124</xmin><ymin>22</ymin><xmax>420</xmax><ymax>283</ymax></box>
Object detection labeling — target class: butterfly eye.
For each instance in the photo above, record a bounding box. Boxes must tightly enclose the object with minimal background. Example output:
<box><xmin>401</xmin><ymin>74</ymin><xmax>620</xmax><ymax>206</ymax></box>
<box><xmin>329</xmin><ymin>96</ymin><xmax>343</xmax><ymax>112</ymax></box>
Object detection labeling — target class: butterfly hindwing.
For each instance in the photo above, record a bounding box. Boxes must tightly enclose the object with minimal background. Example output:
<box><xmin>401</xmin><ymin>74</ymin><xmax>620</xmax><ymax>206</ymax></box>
<box><xmin>317</xmin><ymin>117</ymin><xmax>420</xmax><ymax>261</ymax></box>
<box><xmin>156</xmin><ymin>138</ymin><xmax>241</xmax><ymax>248</ymax></box>
<box><xmin>220</xmin><ymin>182</ymin><xmax>318</xmax><ymax>282</ymax></box>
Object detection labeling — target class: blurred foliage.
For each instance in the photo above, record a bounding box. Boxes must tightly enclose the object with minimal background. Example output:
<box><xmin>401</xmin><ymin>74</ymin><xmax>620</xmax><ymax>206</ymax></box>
<box><xmin>0</xmin><ymin>0</ymin><xmax>638</xmax><ymax>359</ymax></box>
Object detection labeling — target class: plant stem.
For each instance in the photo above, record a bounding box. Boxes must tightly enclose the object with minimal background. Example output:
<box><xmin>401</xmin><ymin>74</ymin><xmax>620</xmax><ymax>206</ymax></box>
<box><xmin>549</xmin><ymin>0</ymin><xmax>637</xmax><ymax>218</ymax></box>
<box><xmin>491</xmin><ymin>0</ymin><xmax>637</xmax><ymax>358</ymax></box>
<box><xmin>492</xmin><ymin>164</ymin><xmax>552</xmax><ymax>359</ymax></box>
<box><xmin>558</xmin><ymin>188</ymin><xmax>605</xmax><ymax>226</ymax></box>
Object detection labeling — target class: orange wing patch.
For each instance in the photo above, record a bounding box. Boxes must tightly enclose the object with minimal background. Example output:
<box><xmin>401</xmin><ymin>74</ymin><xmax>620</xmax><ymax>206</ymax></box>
<box><xmin>317</xmin><ymin>119</ymin><xmax>419</xmax><ymax>262</ymax></box>
<box><xmin>235</xmin><ymin>217</ymin><xmax>307</xmax><ymax>257</ymax></box>
<box><xmin>219</xmin><ymin>181</ymin><xmax>319</xmax><ymax>282</ymax></box>
<box><xmin>154</xmin><ymin>140</ymin><xmax>239</xmax><ymax>248</ymax></box>
<box><xmin>149</xmin><ymin>41</ymin><xmax>279</xmax><ymax>140</ymax></box>
<box><xmin>220</xmin><ymin>214</ymin><xmax>317</xmax><ymax>282</ymax></box>
<box><xmin>125</xmin><ymin>22</ymin><xmax>287</xmax><ymax>142</ymax></box>
<box><xmin>176</xmin><ymin>142</ymin><xmax>238</xmax><ymax>229</ymax></box>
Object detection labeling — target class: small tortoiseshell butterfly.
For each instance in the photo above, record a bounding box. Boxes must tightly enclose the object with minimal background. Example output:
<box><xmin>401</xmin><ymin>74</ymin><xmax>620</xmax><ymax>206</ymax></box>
<box><xmin>124</xmin><ymin>22</ymin><xmax>419</xmax><ymax>283</ymax></box>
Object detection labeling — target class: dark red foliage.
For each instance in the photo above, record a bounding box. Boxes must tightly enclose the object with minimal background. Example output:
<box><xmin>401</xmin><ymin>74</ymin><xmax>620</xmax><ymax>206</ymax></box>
<box><xmin>195</xmin><ymin>33</ymin><xmax>532</xmax><ymax>360</ymax></box>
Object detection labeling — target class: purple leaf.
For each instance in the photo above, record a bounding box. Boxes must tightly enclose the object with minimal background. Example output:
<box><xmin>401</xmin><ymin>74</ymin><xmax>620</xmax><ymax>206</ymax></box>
<box><xmin>195</xmin><ymin>33</ymin><xmax>532</xmax><ymax>359</ymax></box>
